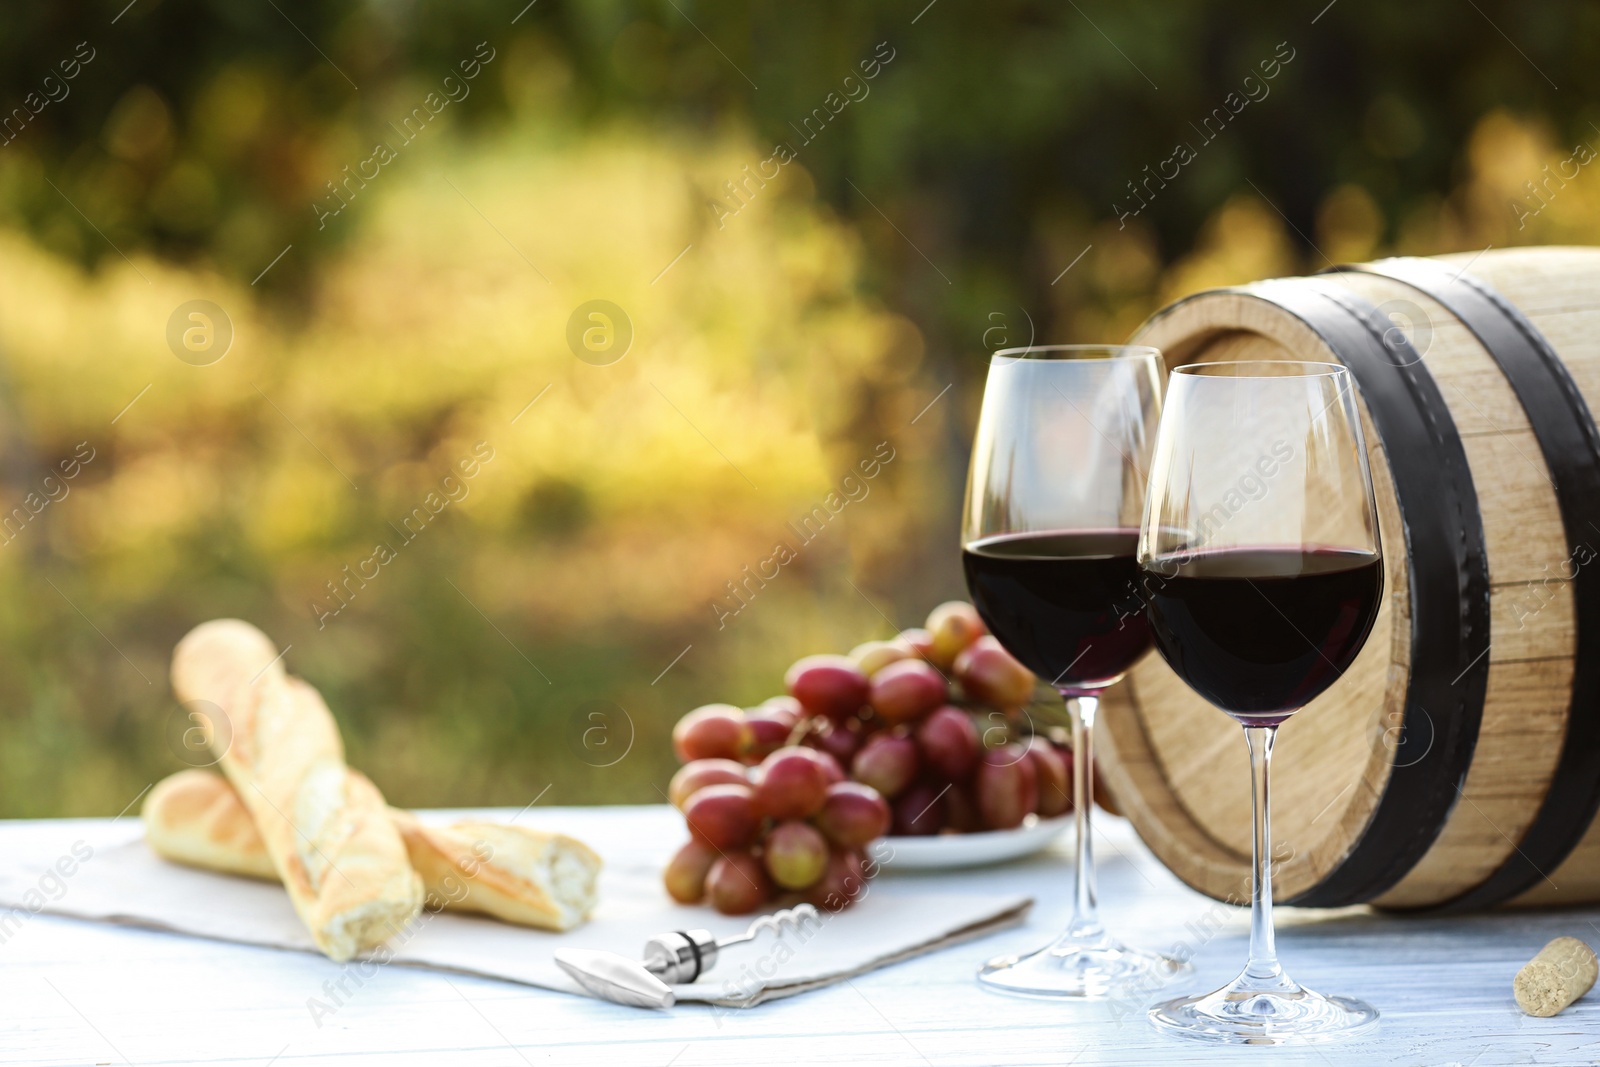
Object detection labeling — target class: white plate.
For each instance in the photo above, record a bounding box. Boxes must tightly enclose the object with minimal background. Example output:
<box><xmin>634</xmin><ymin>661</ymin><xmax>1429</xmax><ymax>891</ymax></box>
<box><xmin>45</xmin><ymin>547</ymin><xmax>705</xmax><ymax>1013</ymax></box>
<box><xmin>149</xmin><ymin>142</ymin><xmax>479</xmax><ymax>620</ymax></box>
<box><xmin>867</xmin><ymin>814</ymin><xmax>1072</xmax><ymax>871</ymax></box>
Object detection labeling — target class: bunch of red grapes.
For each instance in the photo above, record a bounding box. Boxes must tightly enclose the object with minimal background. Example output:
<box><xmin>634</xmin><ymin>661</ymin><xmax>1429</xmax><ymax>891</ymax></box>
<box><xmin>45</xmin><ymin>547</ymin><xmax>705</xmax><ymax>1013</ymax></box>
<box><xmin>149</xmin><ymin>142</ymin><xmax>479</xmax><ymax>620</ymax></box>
<box><xmin>664</xmin><ymin>601</ymin><xmax>1083</xmax><ymax>915</ymax></box>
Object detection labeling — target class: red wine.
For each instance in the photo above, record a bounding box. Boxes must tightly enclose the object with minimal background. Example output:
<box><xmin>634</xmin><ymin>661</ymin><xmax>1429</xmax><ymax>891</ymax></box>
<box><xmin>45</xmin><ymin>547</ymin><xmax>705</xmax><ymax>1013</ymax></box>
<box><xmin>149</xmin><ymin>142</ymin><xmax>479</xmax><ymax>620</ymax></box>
<box><xmin>1141</xmin><ymin>547</ymin><xmax>1383</xmax><ymax>724</ymax></box>
<box><xmin>962</xmin><ymin>529</ymin><xmax>1152</xmax><ymax>692</ymax></box>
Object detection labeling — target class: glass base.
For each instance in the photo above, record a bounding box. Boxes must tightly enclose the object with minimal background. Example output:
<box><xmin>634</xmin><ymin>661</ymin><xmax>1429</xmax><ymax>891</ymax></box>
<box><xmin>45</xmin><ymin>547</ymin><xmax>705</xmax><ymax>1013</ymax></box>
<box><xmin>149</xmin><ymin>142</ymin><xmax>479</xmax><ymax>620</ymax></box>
<box><xmin>1149</xmin><ymin>971</ymin><xmax>1378</xmax><ymax>1045</ymax></box>
<box><xmin>977</xmin><ymin>932</ymin><xmax>1190</xmax><ymax>1000</ymax></box>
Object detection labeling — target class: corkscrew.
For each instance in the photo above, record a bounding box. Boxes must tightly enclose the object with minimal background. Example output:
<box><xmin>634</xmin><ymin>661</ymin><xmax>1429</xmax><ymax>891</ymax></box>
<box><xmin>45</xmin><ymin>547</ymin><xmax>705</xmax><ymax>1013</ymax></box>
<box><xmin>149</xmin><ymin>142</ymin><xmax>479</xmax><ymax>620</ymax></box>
<box><xmin>554</xmin><ymin>904</ymin><xmax>821</xmax><ymax>1009</ymax></box>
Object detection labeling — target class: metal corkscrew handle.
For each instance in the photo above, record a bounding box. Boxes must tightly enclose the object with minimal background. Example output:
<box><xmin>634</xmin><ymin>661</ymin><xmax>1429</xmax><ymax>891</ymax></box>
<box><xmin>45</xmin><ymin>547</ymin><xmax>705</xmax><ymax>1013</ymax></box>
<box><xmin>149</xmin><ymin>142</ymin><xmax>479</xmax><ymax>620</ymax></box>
<box><xmin>642</xmin><ymin>904</ymin><xmax>820</xmax><ymax>983</ymax></box>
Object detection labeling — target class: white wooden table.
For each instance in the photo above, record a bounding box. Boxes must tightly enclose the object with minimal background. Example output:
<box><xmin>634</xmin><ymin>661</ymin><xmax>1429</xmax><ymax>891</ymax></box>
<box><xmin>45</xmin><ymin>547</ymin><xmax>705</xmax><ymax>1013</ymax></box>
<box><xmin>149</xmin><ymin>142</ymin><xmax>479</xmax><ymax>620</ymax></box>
<box><xmin>1</xmin><ymin>805</ymin><xmax>1595</xmax><ymax>1067</ymax></box>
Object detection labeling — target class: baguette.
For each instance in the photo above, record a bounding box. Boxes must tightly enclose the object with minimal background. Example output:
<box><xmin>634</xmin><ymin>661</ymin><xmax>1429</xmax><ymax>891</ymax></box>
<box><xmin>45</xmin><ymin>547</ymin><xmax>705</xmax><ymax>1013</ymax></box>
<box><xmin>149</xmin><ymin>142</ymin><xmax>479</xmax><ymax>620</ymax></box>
<box><xmin>144</xmin><ymin>769</ymin><xmax>601</xmax><ymax>931</ymax></box>
<box><xmin>388</xmin><ymin>809</ymin><xmax>601</xmax><ymax>931</ymax></box>
<box><xmin>170</xmin><ymin>620</ymin><xmax>423</xmax><ymax>960</ymax></box>
<box><xmin>143</xmin><ymin>768</ymin><xmax>279</xmax><ymax>880</ymax></box>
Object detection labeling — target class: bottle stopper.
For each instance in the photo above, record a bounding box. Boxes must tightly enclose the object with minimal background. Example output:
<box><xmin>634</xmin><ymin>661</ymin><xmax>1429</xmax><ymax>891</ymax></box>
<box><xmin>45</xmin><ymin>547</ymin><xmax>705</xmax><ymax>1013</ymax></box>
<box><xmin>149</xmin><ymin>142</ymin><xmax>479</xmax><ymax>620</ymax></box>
<box><xmin>1514</xmin><ymin>936</ymin><xmax>1597</xmax><ymax>1017</ymax></box>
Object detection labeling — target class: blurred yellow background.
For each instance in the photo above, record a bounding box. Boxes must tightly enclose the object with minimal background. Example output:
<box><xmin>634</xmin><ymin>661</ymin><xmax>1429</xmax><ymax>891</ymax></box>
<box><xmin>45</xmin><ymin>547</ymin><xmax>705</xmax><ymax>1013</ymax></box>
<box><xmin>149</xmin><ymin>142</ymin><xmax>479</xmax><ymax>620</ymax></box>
<box><xmin>0</xmin><ymin>3</ymin><xmax>1594</xmax><ymax>814</ymax></box>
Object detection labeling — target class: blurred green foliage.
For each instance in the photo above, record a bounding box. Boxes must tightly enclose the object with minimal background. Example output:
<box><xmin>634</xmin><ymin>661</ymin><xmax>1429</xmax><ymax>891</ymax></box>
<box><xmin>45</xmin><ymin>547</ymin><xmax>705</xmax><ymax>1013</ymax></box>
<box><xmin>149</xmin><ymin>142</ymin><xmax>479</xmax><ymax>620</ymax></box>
<box><xmin>0</xmin><ymin>0</ymin><xmax>1596</xmax><ymax>814</ymax></box>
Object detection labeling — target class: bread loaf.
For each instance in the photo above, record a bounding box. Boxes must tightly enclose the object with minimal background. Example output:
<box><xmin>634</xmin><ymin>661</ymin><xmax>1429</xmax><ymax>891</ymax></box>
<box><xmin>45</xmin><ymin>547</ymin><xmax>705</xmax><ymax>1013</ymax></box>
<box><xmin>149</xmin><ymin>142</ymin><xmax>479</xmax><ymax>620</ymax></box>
<box><xmin>170</xmin><ymin>620</ymin><xmax>423</xmax><ymax>960</ymax></box>
<box><xmin>144</xmin><ymin>769</ymin><xmax>601</xmax><ymax>931</ymax></box>
<box><xmin>143</xmin><ymin>768</ymin><xmax>280</xmax><ymax>881</ymax></box>
<box><xmin>389</xmin><ymin>808</ymin><xmax>601</xmax><ymax>931</ymax></box>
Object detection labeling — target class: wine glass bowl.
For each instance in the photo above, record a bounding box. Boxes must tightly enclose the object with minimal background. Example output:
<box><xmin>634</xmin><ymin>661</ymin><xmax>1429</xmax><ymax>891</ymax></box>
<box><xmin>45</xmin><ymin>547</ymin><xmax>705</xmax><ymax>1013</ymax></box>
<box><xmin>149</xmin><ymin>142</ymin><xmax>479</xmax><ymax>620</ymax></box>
<box><xmin>1142</xmin><ymin>544</ymin><xmax>1382</xmax><ymax>725</ymax></box>
<box><xmin>962</xmin><ymin>344</ymin><xmax>1187</xmax><ymax>999</ymax></box>
<box><xmin>1138</xmin><ymin>359</ymin><xmax>1382</xmax><ymax>1043</ymax></box>
<box><xmin>963</xmin><ymin>529</ymin><xmax>1152</xmax><ymax>694</ymax></box>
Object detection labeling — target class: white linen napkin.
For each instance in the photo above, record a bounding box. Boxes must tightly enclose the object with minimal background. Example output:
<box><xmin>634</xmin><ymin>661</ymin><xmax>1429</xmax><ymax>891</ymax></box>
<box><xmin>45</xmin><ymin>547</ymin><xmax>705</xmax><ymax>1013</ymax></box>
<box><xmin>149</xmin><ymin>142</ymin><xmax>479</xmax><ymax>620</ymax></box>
<box><xmin>0</xmin><ymin>808</ymin><xmax>1030</xmax><ymax>1008</ymax></box>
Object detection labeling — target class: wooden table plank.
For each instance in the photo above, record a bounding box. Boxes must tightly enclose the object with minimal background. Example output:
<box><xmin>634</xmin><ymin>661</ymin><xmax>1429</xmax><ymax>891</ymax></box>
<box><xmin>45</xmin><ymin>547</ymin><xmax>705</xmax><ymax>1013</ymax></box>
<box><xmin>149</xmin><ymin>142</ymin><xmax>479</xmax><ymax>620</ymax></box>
<box><xmin>0</xmin><ymin>807</ymin><xmax>1594</xmax><ymax>1066</ymax></box>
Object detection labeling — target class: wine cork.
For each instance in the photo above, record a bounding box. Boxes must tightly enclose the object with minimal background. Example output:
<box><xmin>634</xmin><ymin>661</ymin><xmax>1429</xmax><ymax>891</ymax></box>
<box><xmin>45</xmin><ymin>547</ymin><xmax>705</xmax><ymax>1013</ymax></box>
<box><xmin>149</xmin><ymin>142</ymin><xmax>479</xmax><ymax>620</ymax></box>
<box><xmin>1514</xmin><ymin>937</ymin><xmax>1598</xmax><ymax>1017</ymax></box>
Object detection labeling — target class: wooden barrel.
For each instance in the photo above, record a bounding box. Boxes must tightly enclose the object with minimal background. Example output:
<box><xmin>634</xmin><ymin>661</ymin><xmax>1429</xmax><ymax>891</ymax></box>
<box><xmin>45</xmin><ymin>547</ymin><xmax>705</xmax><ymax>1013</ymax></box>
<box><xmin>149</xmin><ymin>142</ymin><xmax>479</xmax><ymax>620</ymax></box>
<box><xmin>1097</xmin><ymin>247</ymin><xmax>1600</xmax><ymax>910</ymax></box>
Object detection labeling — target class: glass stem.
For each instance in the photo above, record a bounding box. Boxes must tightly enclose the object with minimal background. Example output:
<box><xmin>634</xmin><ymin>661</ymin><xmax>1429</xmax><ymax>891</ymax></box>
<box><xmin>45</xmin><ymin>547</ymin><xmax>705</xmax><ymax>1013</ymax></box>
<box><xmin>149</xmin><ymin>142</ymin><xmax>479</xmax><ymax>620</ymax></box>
<box><xmin>1244</xmin><ymin>725</ymin><xmax>1283</xmax><ymax>982</ymax></box>
<box><xmin>1064</xmin><ymin>692</ymin><xmax>1104</xmax><ymax>942</ymax></box>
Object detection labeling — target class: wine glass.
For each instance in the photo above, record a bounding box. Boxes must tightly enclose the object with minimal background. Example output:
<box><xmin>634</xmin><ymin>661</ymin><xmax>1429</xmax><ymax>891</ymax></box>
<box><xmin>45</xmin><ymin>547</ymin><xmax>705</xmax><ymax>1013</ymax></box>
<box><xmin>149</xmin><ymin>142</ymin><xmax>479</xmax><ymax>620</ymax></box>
<box><xmin>962</xmin><ymin>344</ymin><xmax>1187</xmax><ymax>999</ymax></box>
<box><xmin>1137</xmin><ymin>360</ymin><xmax>1382</xmax><ymax>1043</ymax></box>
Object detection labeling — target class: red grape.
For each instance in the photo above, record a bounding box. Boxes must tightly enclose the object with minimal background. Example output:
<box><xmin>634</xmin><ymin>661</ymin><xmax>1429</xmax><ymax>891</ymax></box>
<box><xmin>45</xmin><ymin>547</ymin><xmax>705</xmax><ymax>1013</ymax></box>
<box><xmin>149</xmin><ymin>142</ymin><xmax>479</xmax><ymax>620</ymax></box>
<box><xmin>851</xmin><ymin>733</ymin><xmax>918</xmax><ymax>797</ymax></box>
<box><xmin>668</xmin><ymin>758</ymin><xmax>749</xmax><ymax>809</ymax></box>
<box><xmin>849</xmin><ymin>639</ymin><xmax>914</xmax><ymax>677</ymax></box>
<box><xmin>943</xmin><ymin>783</ymin><xmax>983</xmax><ymax>833</ymax></box>
<box><xmin>759</xmin><ymin>695</ymin><xmax>805</xmax><ymax>719</ymax></box>
<box><xmin>898</xmin><ymin>627</ymin><xmax>935</xmax><ymax>661</ymax></box>
<box><xmin>893</xmin><ymin>782</ymin><xmax>947</xmax><ymax>836</ymax></box>
<box><xmin>805</xmin><ymin>849</ymin><xmax>867</xmax><ymax>912</ymax></box>
<box><xmin>954</xmin><ymin>635</ymin><xmax>1037</xmax><ymax>709</ymax></box>
<box><xmin>804</xmin><ymin>718</ymin><xmax>862</xmax><ymax>767</ymax></box>
<box><xmin>976</xmin><ymin>745</ymin><xmax>1039</xmax><ymax>830</ymax></box>
<box><xmin>916</xmin><ymin>706</ymin><xmax>980</xmax><ymax>780</ymax></box>
<box><xmin>763</xmin><ymin>820</ymin><xmax>830</xmax><ymax>889</ymax></box>
<box><xmin>707</xmin><ymin>852</ymin><xmax>772</xmax><ymax>915</ymax></box>
<box><xmin>745</xmin><ymin>709</ymin><xmax>798</xmax><ymax>763</ymax></box>
<box><xmin>673</xmin><ymin>704</ymin><xmax>751</xmax><ymax>763</ymax></box>
<box><xmin>752</xmin><ymin>746</ymin><xmax>831</xmax><ymax>820</ymax></box>
<box><xmin>785</xmin><ymin>655</ymin><xmax>870</xmax><ymax>722</ymax></box>
<box><xmin>1027</xmin><ymin>740</ymin><xmax>1072</xmax><ymax>818</ymax></box>
<box><xmin>925</xmin><ymin>601</ymin><xmax>987</xmax><ymax>668</ymax></box>
<box><xmin>684</xmin><ymin>783</ymin><xmax>760</xmax><ymax>849</ymax></box>
<box><xmin>816</xmin><ymin>782</ymin><xmax>891</xmax><ymax>849</ymax></box>
<box><xmin>868</xmin><ymin>660</ymin><xmax>948</xmax><ymax>724</ymax></box>
<box><xmin>810</xmin><ymin>747</ymin><xmax>846</xmax><ymax>785</ymax></box>
<box><xmin>663</xmin><ymin>839</ymin><xmax>718</xmax><ymax>903</ymax></box>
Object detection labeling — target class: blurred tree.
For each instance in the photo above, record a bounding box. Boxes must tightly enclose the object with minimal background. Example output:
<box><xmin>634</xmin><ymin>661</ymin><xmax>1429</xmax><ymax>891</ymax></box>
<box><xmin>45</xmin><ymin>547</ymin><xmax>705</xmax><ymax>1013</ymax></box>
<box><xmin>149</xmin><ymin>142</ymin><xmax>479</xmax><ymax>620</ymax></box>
<box><xmin>0</xmin><ymin>0</ymin><xmax>1597</xmax><ymax>814</ymax></box>
<box><xmin>3</xmin><ymin>2</ymin><xmax>1594</xmax><ymax>307</ymax></box>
